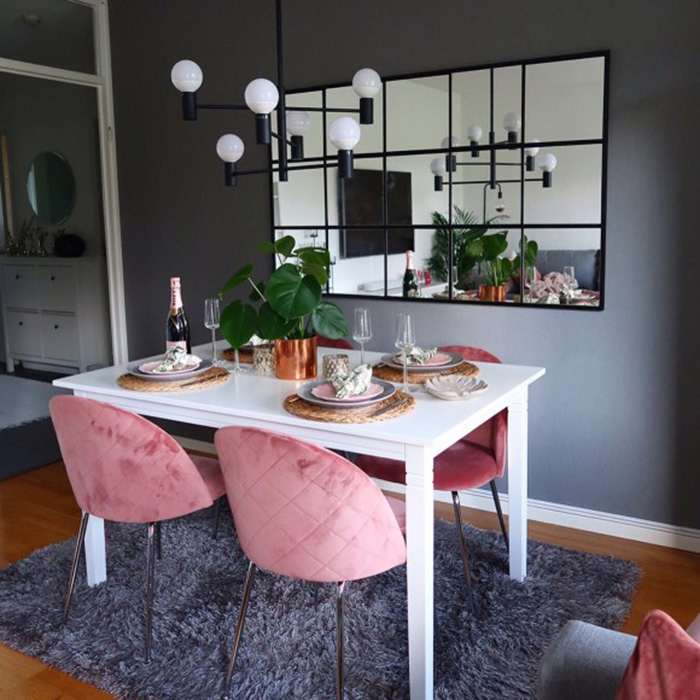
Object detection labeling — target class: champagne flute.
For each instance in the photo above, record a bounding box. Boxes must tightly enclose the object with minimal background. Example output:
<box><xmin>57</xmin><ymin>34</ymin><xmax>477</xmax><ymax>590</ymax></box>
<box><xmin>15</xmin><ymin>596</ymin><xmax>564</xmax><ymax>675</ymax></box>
<box><xmin>563</xmin><ymin>265</ymin><xmax>576</xmax><ymax>288</ymax></box>
<box><xmin>353</xmin><ymin>308</ymin><xmax>372</xmax><ymax>365</ymax></box>
<box><xmin>395</xmin><ymin>312</ymin><xmax>417</xmax><ymax>394</ymax></box>
<box><xmin>204</xmin><ymin>298</ymin><xmax>221</xmax><ymax>366</ymax></box>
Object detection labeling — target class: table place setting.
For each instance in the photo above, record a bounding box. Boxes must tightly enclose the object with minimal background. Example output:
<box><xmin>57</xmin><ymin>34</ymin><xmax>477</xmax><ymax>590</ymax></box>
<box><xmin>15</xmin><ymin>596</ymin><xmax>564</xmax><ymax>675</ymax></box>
<box><xmin>283</xmin><ymin>361</ymin><xmax>416</xmax><ymax>423</ymax></box>
<box><xmin>117</xmin><ymin>347</ymin><xmax>230</xmax><ymax>393</ymax></box>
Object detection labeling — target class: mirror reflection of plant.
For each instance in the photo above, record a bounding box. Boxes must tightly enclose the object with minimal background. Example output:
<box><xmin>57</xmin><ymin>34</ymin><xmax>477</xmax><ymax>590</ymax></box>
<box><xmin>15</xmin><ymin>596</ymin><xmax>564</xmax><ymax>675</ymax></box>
<box><xmin>511</xmin><ymin>235</ymin><xmax>539</xmax><ymax>285</ymax></box>
<box><xmin>428</xmin><ymin>206</ymin><xmax>508</xmax><ymax>289</ymax></box>
<box><xmin>218</xmin><ymin>235</ymin><xmax>349</xmax><ymax>350</ymax></box>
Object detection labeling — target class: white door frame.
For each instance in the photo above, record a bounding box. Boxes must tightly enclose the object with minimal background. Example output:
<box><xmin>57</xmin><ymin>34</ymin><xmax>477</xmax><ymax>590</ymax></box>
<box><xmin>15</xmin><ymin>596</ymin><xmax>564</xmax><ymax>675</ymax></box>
<box><xmin>0</xmin><ymin>0</ymin><xmax>128</xmax><ymax>364</ymax></box>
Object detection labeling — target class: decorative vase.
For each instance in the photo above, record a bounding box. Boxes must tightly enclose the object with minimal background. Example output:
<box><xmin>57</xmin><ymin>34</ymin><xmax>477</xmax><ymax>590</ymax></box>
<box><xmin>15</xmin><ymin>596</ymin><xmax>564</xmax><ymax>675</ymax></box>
<box><xmin>275</xmin><ymin>336</ymin><xmax>318</xmax><ymax>380</ymax></box>
<box><xmin>479</xmin><ymin>284</ymin><xmax>507</xmax><ymax>302</ymax></box>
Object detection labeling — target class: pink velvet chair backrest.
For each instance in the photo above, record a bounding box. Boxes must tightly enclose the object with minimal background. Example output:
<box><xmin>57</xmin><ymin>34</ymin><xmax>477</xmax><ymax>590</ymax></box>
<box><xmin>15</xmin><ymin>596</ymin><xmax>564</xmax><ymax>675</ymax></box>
<box><xmin>50</xmin><ymin>396</ymin><xmax>215</xmax><ymax>523</ymax></box>
<box><xmin>317</xmin><ymin>336</ymin><xmax>354</xmax><ymax>349</ymax></box>
<box><xmin>438</xmin><ymin>345</ymin><xmax>508</xmax><ymax>475</ymax></box>
<box><xmin>214</xmin><ymin>426</ymin><xmax>406</xmax><ymax>583</ymax></box>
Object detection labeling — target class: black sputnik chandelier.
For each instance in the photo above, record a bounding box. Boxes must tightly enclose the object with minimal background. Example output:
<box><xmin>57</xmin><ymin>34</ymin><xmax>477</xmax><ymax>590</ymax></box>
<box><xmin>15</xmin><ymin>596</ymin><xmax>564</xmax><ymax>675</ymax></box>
<box><xmin>170</xmin><ymin>0</ymin><xmax>381</xmax><ymax>186</ymax></box>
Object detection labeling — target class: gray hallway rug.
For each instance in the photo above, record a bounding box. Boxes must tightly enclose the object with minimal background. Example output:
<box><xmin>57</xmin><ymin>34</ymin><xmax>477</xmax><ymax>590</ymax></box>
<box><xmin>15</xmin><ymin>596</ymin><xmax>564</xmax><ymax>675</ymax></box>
<box><xmin>0</xmin><ymin>508</ymin><xmax>640</xmax><ymax>699</ymax></box>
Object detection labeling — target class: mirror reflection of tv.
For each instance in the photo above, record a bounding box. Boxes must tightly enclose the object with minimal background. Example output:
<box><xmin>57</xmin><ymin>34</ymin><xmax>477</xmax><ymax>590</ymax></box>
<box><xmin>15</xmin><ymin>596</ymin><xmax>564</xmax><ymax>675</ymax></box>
<box><xmin>338</xmin><ymin>169</ymin><xmax>414</xmax><ymax>259</ymax></box>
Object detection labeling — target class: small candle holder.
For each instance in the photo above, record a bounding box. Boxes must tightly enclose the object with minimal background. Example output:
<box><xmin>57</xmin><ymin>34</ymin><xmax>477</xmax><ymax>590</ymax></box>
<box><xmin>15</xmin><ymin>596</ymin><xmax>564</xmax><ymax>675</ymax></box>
<box><xmin>252</xmin><ymin>344</ymin><xmax>275</xmax><ymax>375</ymax></box>
<box><xmin>322</xmin><ymin>353</ymin><xmax>350</xmax><ymax>380</ymax></box>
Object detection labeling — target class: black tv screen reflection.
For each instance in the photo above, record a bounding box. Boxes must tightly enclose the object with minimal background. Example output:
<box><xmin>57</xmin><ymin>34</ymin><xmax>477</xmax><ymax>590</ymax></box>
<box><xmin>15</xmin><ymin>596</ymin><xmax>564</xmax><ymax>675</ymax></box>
<box><xmin>338</xmin><ymin>169</ymin><xmax>414</xmax><ymax>259</ymax></box>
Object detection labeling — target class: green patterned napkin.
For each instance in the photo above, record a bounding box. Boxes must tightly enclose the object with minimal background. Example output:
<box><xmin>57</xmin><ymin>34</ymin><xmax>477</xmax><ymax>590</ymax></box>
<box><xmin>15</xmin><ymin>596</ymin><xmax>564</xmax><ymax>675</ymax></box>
<box><xmin>396</xmin><ymin>347</ymin><xmax>438</xmax><ymax>365</ymax></box>
<box><xmin>153</xmin><ymin>347</ymin><xmax>202</xmax><ymax>373</ymax></box>
<box><xmin>329</xmin><ymin>364</ymin><xmax>373</xmax><ymax>399</ymax></box>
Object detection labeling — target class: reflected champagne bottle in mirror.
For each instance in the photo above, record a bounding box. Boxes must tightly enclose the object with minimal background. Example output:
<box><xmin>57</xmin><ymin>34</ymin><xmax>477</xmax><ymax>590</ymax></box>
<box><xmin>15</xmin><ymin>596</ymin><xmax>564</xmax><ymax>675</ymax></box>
<box><xmin>403</xmin><ymin>250</ymin><xmax>420</xmax><ymax>298</ymax></box>
<box><xmin>166</xmin><ymin>277</ymin><xmax>191</xmax><ymax>353</ymax></box>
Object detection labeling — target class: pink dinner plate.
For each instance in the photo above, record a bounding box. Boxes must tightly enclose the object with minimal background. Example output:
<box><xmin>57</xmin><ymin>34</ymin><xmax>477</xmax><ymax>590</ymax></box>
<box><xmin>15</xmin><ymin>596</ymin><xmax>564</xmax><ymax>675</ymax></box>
<box><xmin>311</xmin><ymin>382</ymin><xmax>384</xmax><ymax>402</ymax></box>
<box><xmin>393</xmin><ymin>352</ymin><xmax>452</xmax><ymax>367</ymax></box>
<box><xmin>138</xmin><ymin>360</ymin><xmax>201</xmax><ymax>375</ymax></box>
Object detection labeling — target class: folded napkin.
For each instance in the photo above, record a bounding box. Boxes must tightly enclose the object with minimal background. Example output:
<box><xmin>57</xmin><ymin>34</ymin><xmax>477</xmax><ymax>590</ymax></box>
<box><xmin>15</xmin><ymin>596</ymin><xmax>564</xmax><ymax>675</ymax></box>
<box><xmin>153</xmin><ymin>347</ymin><xmax>202</xmax><ymax>373</ymax></box>
<box><xmin>329</xmin><ymin>364</ymin><xmax>373</xmax><ymax>399</ymax></box>
<box><xmin>398</xmin><ymin>347</ymin><xmax>438</xmax><ymax>365</ymax></box>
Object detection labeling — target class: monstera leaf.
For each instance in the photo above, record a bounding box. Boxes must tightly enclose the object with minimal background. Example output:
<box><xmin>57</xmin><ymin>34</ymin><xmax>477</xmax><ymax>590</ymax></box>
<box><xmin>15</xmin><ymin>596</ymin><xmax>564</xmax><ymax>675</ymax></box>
<box><xmin>220</xmin><ymin>300</ymin><xmax>257</xmax><ymax>350</ymax></box>
<box><xmin>266</xmin><ymin>264</ymin><xmax>322</xmax><ymax>321</ymax></box>
<box><xmin>310</xmin><ymin>301</ymin><xmax>348</xmax><ymax>339</ymax></box>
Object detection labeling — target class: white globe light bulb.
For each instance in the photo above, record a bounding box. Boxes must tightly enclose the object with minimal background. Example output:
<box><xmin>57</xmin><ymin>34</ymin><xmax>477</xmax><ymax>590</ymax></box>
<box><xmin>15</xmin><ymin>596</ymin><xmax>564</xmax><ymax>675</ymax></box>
<box><xmin>352</xmin><ymin>68</ymin><xmax>382</xmax><ymax>98</ymax></box>
<box><xmin>329</xmin><ymin>117</ymin><xmax>361</xmax><ymax>150</ymax></box>
<box><xmin>171</xmin><ymin>60</ymin><xmax>203</xmax><ymax>92</ymax></box>
<box><xmin>525</xmin><ymin>138</ymin><xmax>541</xmax><ymax>157</ymax></box>
<box><xmin>441</xmin><ymin>136</ymin><xmax>460</xmax><ymax>149</ymax></box>
<box><xmin>430</xmin><ymin>157</ymin><xmax>446</xmax><ymax>176</ymax></box>
<box><xmin>467</xmin><ymin>125</ymin><xmax>483</xmax><ymax>142</ymax></box>
<box><xmin>216</xmin><ymin>134</ymin><xmax>245</xmax><ymax>163</ymax></box>
<box><xmin>286</xmin><ymin>111</ymin><xmax>310</xmax><ymax>136</ymax></box>
<box><xmin>244</xmin><ymin>78</ymin><xmax>279</xmax><ymax>115</ymax></box>
<box><xmin>539</xmin><ymin>153</ymin><xmax>557</xmax><ymax>172</ymax></box>
<box><xmin>503</xmin><ymin>111</ymin><xmax>522</xmax><ymax>132</ymax></box>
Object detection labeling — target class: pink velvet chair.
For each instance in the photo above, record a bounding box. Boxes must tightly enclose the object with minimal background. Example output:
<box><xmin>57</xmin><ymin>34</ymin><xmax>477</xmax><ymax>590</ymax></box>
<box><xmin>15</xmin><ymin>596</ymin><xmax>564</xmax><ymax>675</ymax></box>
<box><xmin>317</xmin><ymin>336</ymin><xmax>354</xmax><ymax>349</ymax></box>
<box><xmin>356</xmin><ymin>345</ymin><xmax>508</xmax><ymax>596</ymax></box>
<box><xmin>214</xmin><ymin>426</ymin><xmax>406</xmax><ymax>699</ymax></box>
<box><xmin>49</xmin><ymin>395</ymin><xmax>225</xmax><ymax>661</ymax></box>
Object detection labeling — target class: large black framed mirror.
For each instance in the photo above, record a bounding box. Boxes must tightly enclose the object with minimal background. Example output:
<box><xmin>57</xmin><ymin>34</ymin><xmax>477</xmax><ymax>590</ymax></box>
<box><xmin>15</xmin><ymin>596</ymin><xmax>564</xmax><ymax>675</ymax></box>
<box><xmin>271</xmin><ymin>51</ymin><xmax>608</xmax><ymax>310</ymax></box>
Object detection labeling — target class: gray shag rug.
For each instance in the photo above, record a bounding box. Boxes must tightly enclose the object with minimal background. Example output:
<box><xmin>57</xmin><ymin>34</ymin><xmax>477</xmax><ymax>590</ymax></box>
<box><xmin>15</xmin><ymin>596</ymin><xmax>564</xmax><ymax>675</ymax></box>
<box><xmin>0</xmin><ymin>507</ymin><xmax>640</xmax><ymax>699</ymax></box>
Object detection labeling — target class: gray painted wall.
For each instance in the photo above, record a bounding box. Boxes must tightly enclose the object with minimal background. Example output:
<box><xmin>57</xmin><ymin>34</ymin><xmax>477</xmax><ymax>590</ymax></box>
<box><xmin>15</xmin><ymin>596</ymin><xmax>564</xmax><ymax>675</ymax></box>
<box><xmin>108</xmin><ymin>0</ymin><xmax>700</xmax><ymax>529</ymax></box>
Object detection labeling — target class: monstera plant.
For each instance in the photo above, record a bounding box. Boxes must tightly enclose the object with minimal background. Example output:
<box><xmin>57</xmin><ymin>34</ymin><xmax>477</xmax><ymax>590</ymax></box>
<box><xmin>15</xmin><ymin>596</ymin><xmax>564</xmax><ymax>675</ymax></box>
<box><xmin>218</xmin><ymin>236</ymin><xmax>348</xmax><ymax>350</ymax></box>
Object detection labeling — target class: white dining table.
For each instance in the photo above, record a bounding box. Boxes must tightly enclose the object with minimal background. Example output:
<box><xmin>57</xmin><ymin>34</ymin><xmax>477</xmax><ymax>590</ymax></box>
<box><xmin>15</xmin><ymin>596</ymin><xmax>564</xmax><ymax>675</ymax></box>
<box><xmin>54</xmin><ymin>345</ymin><xmax>544</xmax><ymax>699</ymax></box>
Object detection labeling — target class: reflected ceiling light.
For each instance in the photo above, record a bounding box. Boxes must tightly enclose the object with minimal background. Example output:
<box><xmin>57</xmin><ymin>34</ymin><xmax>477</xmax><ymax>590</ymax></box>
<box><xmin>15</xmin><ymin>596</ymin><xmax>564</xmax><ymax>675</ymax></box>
<box><xmin>503</xmin><ymin>111</ymin><xmax>522</xmax><ymax>143</ymax></box>
<box><xmin>525</xmin><ymin>138</ymin><xmax>541</xmax><ymax>171</ymax></box>
<box><xmin>430</xmin><ymin>157</ymin><xmax>447</xmax><ymax>191</ymax></box>
<box><xmin>538</xmin><ymin>153</ymin><xmax>557</xmax><ymax>187</ymax></box>
<box><xmin>286</xmin><ymin>111</ymin><xmax>311</xmax><ymax>160</ymax></box>
<box><xmin>467</xmin><ymin>125</ymin><xmax>483</xmax><ymax>157</ymax></box>
<box><xmin>329</xmin><ymin>117</ymin><xmax>361</xmax><ymax>179</ymax></box>
<box><xmin>441</xmin><ymin>136</ymin><xmax>460</xmax><ymax>172</ymax></box>
<box><xmin>170</xmin><ymin>0</ymin><xmax>381</xmax><ymax>187</ymax></box>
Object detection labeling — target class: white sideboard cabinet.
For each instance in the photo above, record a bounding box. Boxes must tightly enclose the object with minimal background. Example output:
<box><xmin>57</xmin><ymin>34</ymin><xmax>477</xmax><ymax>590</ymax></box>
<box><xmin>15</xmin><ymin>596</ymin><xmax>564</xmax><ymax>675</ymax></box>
<box><xmin>0</xmin><ymin>256</ymin><xmax>110</xmax><ymax>374</ymax></box>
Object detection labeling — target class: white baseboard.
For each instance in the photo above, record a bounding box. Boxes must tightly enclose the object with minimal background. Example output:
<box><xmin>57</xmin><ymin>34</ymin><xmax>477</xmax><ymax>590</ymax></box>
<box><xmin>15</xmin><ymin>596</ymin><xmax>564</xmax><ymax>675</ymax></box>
<box><xmin>176</xmin><ymin>437</ymin><xmax>700</xmax><ymax>554</ymax></box>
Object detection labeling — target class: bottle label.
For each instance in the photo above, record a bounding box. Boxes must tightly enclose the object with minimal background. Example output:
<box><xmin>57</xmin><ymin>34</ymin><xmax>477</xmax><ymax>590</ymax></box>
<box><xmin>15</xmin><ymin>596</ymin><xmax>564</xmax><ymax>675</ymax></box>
<box><xmin>170</xmin><ymin>283</ymin><xmax>183</xmax><ymax>310</ymax></box>
<box><xmin>166</xmin><ymin>340</ymin><xmax>188</xmax><ymax>351</ymax></box>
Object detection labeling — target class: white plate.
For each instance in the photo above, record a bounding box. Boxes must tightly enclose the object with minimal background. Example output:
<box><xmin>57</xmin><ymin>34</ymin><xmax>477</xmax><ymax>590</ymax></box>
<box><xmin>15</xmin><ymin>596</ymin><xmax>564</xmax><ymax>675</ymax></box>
<box><xmin>138</xmin><ymin>359</ymin><xmax>201</xmax><ymax>375</ymax></box>
<box><xmin>311</xmin><ymin>382</ymin><xmax>384</xmax><ymax>403</ymax></box>
<box><xmin>127</xmin><ymin>359</ymin><xmax>212</xmax><ymax>382</ymax></box>
<box><xmin>380</xmin><ymin>352</ymin><xmax>464</xmax><ymax>372</ymax></box>
<box><xmin>298</xmin><ymin>378</ymin><xmax>396</xmax><ymax>409</ymax></box>
<box><xmin>425</xmin><ymin>375</ymin><xmax>488</xmax><ymax>401</ymax></box>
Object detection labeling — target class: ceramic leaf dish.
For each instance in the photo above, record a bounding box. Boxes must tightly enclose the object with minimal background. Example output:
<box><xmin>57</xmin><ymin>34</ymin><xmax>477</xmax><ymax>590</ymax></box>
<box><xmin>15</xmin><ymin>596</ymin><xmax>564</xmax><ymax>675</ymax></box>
<box><xmin>425</xmin><ymin>375</ymin><xmax>488</xmax><ymax>401</ymax></box>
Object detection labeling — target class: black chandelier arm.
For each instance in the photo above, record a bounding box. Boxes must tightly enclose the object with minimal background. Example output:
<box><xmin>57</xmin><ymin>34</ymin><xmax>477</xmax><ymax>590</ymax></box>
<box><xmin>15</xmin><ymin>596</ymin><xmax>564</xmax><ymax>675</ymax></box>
<box><xmin>451</xmin><ymin>177</ymin><xmax>545</xmax><ymax>185</ymax></box>
<box><xmin>197</xmin><ymin>103</ymin><xmax>249</xmax><ymax>110</ymax></box>
<box><xmin>291</xmin><ymin>106</ymin><xmax>361</xmax><ymax>114</ymax></box>
<box><xmin>455</xmin><ymin>161</ymin><xmax>523</xmax><ymax>167</ymax></box>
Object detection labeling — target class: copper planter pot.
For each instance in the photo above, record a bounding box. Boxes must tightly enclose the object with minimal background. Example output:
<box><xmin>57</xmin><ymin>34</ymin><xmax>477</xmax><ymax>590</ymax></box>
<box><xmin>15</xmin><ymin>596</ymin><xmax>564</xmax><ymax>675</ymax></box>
<box><xmin>275</xmin><ymin>336</ymin><xmax>318</xmax><ymax>380</ymax></box>
<box><xmin>479</xmin><ymin>284</ymin><xmax>507</xmax><ymax>302</ymax></box>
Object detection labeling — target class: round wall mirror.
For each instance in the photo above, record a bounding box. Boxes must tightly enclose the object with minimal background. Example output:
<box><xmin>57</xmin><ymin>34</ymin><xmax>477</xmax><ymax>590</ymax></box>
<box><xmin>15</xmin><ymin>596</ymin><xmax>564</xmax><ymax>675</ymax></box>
<box><xmin>26</xmin><ymin>151</ymin><xmax>76</xmax><ymax>225</ymax></box>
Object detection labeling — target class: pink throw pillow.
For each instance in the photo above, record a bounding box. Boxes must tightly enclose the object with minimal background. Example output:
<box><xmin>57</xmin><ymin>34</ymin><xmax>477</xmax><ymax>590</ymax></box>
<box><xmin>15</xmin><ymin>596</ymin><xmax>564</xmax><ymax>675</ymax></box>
<box><xmin>616</xmin><ymin>610</ymin><xmax>700</xmax><ymax>700</ymax></box>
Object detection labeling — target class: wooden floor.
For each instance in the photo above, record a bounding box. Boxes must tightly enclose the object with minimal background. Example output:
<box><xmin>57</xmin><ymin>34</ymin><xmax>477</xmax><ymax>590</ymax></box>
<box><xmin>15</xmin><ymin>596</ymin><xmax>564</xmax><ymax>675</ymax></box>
<box><xmin>1</xmin><ymin>462</ymin><xmax>699</xmax><ymax>699</ymax></box>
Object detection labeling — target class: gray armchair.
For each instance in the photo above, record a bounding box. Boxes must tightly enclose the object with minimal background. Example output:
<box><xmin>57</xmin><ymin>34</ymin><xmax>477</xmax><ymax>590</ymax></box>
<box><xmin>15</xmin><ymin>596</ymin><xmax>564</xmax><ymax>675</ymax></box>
<box><xmin>537</xmin><ymin>620</ymin><xmax>637</xmax><ymax>700</ymax></box>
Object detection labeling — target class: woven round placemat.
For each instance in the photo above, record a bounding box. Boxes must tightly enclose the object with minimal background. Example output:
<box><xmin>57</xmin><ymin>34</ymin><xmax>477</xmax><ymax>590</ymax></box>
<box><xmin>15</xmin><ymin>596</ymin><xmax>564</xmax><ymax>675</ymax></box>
<box><xmin>284</xmin><ymin>390</ymin><xmax>415</xmax><ymax>423</ymax></box>
<box><xmin>116</xmin><ymin>367</ymin><xmax>230</xmax><ymax>392</ymax></box>
<box><xmin>372</xmin><ymin>360</ymin><xmax>479</xmax><ymax>385</ymax></box>
<box><xmin>222</xmin><ymin>348</ymin><xmax>254</xmax><ymax>364</ymax></box>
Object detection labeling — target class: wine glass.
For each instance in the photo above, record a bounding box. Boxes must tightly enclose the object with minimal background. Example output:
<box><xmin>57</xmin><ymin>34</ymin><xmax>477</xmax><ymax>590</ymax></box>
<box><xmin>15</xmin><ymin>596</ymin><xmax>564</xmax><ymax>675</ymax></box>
<box><xmin>563</xmin><ymin>265</ymin><xmax>576</xmax><ymax>288</ymax></box>
<box><xmin>395</xmin><ymin>312</ymin><xmax>418</xmax><ymax>393</ymax></box>
<box><xmin>204</xmin><ymin>299</ymin><xmax>221</xmax><ymax>366</ymax></box>
<box><xmin>353</xmin><ymin>308</ymin><xmax>372</xmax><ymax>365</ymax></box>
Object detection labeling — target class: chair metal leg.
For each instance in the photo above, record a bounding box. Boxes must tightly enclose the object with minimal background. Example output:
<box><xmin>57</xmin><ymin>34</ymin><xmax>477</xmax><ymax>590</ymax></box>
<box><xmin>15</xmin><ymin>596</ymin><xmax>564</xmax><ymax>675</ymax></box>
<box><xmin>451</xmin><ymin>491</ymin><xmax>473</xmax><ymax>599</ymax></box>
<box><xmin>145</xmin><ymin>522</ymin><xmax>157</xmax><ymax>662</ymax></box>
<box><xmin>63</xmin><ymin>511</ymin><xmax>90</xmax><ymax>618</ymax></box>
<box><xmin>224</xmin><ymin>561</ymin><xmax>256</xmax><ymax>698</ymax></box>
<box><xmin>336</xmin><ymin>581</ymin><xmax>346</xmax><ymax>700</ymax></box>
<box><xmin>155</xmin><ymin>521</ymin><xmax>162</xmax><ymax>560</ymax></box>
<box><xmin>489</xmin><ymin>479</ymin><xmax>509</xmax><ymax>552</ymax></box>
<box><xmin>212</xmin><ymin>496</ymin><xmax>224</xmax><ymax>540</ymax></box>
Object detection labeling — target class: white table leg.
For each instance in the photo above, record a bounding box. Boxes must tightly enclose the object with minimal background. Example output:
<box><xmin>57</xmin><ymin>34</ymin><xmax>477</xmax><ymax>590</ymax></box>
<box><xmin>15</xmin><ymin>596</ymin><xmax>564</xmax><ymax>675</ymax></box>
<box><xmin>507</xmin><ymin>387</ymin><xmax>529</xmax><ymax>581</ymax></box>
<box><xmin>84</xmin><ymin>513</ymin><xmax>106</xmax><ymax>586</ymax></box>
<box><xmin>405</xmin><ymin>445</ymin><xmax>434</xmax><ymax>700</ymax></box>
